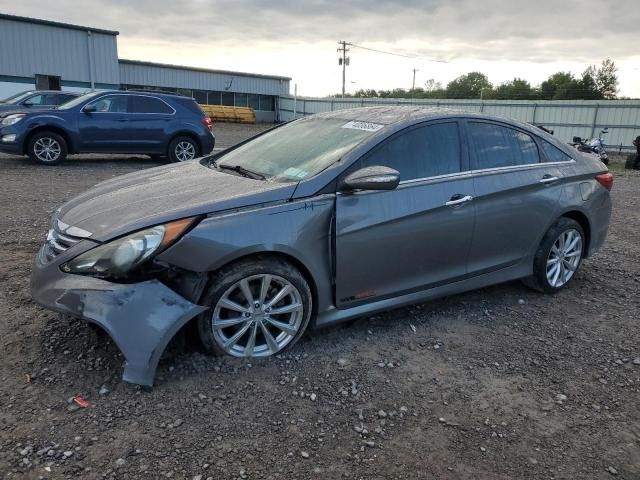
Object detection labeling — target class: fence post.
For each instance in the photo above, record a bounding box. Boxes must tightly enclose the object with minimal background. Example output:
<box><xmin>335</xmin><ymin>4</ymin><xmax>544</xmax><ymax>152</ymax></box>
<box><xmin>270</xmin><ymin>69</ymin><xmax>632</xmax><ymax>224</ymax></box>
<box><xmin>590</xmin><ymin>104</ymin><xmax>600</xmax><ymax>138</ymax></box>
<box><xmin>532</xmin><ymin>103</ymin><xmax>538</xmax><ymax>124</ymax></box>
<box><xmin>479</xmin><ymin>101</ymin><xmax>484</xmax><ymax>113</ymax></box>
<box><xmin>330</xmin><ymin>99</ymin><xmax>334</xmax><ymax>111</ymax></box>
<box><xmin>303</xmin><ymin>99</ymin><xmax>307</xmax><ymax>117</ymax></box>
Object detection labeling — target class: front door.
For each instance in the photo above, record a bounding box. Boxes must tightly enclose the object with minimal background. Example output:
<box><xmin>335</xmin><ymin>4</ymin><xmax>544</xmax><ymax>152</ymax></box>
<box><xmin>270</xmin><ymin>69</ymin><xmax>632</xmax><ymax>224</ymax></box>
<box><xmin>77</xmin><ymin>94</ymin><xmax>131</xmax><ymax>152</ymax></box>
<box><xmin>335</xmin><ymin>120</ymin><xmax>476</xmax><ymax>307</ymax></box>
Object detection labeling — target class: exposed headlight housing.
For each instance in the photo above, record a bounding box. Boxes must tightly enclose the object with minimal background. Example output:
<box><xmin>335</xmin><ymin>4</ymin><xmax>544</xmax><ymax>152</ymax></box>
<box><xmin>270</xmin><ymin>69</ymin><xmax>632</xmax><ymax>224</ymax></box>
<box><xmin>1</xmin><ymin>113</ymin><xmax>26</xmax><ymax>126</ymax></box>
<box><xmin>62</xmin><ymin>217</ymin><xmax>195</xmax><ymax>277</ymax></box>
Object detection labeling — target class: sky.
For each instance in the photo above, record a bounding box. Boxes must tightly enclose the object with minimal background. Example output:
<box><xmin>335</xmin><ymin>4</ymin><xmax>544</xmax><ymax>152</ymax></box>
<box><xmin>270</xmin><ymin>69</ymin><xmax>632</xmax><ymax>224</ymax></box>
<box><xmin>2</xmin><ymin>0</ymin><xmax>640</xmax><ymax>98</ymax></box>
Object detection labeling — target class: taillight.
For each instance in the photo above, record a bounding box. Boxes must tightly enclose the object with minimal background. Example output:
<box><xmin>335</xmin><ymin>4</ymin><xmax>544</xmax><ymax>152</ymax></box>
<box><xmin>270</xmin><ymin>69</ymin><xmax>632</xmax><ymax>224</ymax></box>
<box><xmin>595</xmin><ymin>172</ymin><xmax>613</xmax><ymax>191</ymax></box>
<box><xmin>203</xmin><ymin>116</ymin><xmax>214</xmax><ymax>131</ymax></box>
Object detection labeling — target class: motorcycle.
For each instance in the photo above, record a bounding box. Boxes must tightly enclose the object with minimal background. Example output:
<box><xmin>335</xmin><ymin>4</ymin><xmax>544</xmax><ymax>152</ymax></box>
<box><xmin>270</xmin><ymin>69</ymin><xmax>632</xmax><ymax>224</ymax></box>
<box><xmin>571</xmin><ymin>128</ymin><xmax>609</xmax><ymax>165</ymax></box>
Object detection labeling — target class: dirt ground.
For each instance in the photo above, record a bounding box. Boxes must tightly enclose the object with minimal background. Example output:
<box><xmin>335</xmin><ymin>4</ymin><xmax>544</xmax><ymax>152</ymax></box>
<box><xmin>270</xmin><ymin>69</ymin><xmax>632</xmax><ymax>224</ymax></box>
<box><xmin>1</xmin><ymin>124</ymin><xmax>639</xmax><ymax>480</ymax></box>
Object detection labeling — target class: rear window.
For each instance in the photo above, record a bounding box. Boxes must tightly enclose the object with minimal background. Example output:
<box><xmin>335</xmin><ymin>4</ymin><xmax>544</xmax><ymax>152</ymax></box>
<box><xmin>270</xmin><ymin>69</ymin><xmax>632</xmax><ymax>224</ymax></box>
<box><xmin>129</xmin><ymin>96</ymin><xmax>174</xmax><ymax>114</ymax></box>
<box><xmin>540</xmin><ymin>139</ymin><xmax>573</xmax><ymax>162</ymax></box>
<box><xmin>174</xmin><ymin>97</ymin><xmax>205</xmax><ymax>116</ymax></box>
<box><xmin>468</xmin><ymin>122</ymin><xmax>540</xmax><ymax>169</ymax></box>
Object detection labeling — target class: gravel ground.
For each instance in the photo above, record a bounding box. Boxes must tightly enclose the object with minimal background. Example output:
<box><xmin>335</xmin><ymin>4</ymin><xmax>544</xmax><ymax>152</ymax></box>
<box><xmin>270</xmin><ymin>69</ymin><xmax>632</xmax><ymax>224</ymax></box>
<box><xmin>1</xmin><ymin>125</ymin><xmax>639</xmax><ymax>479</ymax></box>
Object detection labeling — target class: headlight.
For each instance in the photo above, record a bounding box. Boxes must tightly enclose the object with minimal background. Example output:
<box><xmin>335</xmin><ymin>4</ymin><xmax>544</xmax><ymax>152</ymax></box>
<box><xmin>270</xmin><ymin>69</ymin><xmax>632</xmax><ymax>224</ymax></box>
<box><xmin>1</xmin><ymin>114</ymin><xmax>26</xmax><ymax>126</ymax></box>
<box><xmin>62</xmin><ymin>217</ymin><xmax>195</xmax><ymax>277</ymax></box>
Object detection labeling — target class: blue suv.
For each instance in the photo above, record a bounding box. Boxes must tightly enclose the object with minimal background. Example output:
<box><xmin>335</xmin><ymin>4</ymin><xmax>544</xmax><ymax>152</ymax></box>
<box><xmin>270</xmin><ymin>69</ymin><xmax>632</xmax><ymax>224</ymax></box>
<box><xmin>0</xmin><ymin>90</ymin><xmax>215</xmax><ymax>165</ymax></box>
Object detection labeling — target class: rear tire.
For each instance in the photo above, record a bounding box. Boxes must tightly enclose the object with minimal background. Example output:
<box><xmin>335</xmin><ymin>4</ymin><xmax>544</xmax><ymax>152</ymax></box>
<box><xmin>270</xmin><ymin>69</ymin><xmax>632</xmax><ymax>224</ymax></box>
<box><xmin>197</xmin><ymin>257</ymin><xmax>312</xmax><ymax>358</ymax></box>
<box><xmin>523</xmin><ymin>217</ymin><xmax>585</xmax><ymax>294</ymax></box>
<box><xmin>27</xmin><ymin>132</ymin><xmax>67</xmax><ymax>165</ymax></box>
<box><xmin>168</xmin><ymin>136</ymin><xmax>199</xmax><ymax>163</ymax></box>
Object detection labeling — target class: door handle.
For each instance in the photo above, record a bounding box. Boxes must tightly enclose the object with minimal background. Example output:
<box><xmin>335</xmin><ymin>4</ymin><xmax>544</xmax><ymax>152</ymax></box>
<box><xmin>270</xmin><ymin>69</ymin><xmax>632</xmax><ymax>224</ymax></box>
<box><xmin>539</xmin><ymin>175</ymin><xmax>559</xmax><ymax>184</ymax></box>
<box><xmin>445</xmin><ymin>194</ymin><xmax>473</xmax><ymax>207</ymax></box>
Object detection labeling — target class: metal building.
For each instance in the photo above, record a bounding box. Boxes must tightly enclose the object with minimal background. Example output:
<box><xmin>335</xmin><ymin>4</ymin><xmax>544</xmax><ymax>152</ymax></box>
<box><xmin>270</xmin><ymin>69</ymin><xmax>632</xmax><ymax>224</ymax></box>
<box><xmin>0</xmin><ymin>13</ymin><xmax>290</xmax><ymax>122</ymax></box>
<box><xmin>0</xmin><ymin>14</ymin><xmax>120</xmax><ymax>95</ymax></box>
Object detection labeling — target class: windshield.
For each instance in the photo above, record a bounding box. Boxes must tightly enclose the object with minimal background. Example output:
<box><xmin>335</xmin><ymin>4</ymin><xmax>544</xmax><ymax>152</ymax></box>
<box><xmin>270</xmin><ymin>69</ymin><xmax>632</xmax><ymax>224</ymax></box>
<box><xmin>58</xmin><ymin>91</ymin><xmax>102</xmax><ymax>110</ymax></box>
<box><xmin>0</xmin><ymin>91</ymin><xmax>35</xmax><ymax>104</ymax></box>
<box><xmin>216</xmin><ymin>117</ymin><xmax>383</xmax><ymax>182</ymax></box>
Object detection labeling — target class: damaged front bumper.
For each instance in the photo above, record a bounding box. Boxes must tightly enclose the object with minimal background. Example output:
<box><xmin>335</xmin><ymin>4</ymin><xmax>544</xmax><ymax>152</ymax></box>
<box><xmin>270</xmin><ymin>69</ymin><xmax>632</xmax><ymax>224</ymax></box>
<box><xmin>31</xmin><ymin>243</ymin><xmax>207</xmax><ymax>386</ymax></box>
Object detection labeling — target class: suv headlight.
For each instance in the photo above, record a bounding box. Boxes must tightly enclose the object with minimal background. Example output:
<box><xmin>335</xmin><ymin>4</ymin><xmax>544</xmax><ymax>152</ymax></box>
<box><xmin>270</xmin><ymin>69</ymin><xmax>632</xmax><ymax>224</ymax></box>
<box><xmin>1</xmin><ymin>114</ymin><xmax>26</xmax><ymax>126</ymax></box>
<box><xmin>62</xmin><ymin>217</ymin><xmax>195</xmax><ymax>277</ymax></box>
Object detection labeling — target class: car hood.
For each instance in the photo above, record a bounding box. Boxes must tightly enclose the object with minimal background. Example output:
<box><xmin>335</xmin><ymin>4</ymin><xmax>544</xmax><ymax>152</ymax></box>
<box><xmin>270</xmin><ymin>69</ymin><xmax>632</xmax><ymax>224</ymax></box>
<box><xmin>58</xmin><ymin>160</ymin><xmax>298</xmax><ymax>241</ymax></box>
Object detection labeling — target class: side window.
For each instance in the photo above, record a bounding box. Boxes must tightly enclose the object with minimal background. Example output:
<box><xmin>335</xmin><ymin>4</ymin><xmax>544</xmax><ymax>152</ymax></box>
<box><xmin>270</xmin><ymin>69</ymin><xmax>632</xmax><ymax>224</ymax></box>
<box><xmin>24</xmin><ymin>94</ymin><xmax>45</xmax><ymax>105</ymax></box>
<box><xmin>361</xmin><ymin>122</ymin><xmax>461</xmax><ymax>181</ymax></box>
<box><xmin>56</xmin><ymin>94</ymin><xmax>76</xmax><ymax>105</ymax></box>
<box><xmin>468</xmin><ymin>122</ymin><xmax>540</xmax><ymax>169</ymax></box>
<box><xmin>86</xmin><ymin>95</ymin><xmax>129</xmax><ymax>113</ymax></box>
<box><xmin>129</xmin><ymin>96</ymin><xmax>174</xmax><ymax>114</ymax></box>
<box><xmin>540</xmin><ymin>139</ymin><xmax>573</xmax><ymax>162</ymax></box>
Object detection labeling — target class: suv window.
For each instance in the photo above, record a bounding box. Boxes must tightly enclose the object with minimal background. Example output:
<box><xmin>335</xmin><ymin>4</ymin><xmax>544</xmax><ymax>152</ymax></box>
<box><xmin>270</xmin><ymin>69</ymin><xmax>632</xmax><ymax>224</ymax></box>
<box><xmin>361</xmin><ymin>122</ymin><xmax>461</xmax><ymax>181</ymax></box>
<box><xmin>86</xmin><ymin>95</ymin><xmax>128</xmax><ymax>113</ymax></box>
<box><xmin>468</xmin><ymin>122</ymin><xmax>539</xmax><ymax>169</ymax></box>
<box><xmin>129</xmin><ymin>95</ymin><xmax>174</xmax><ymax>114</ymax></box>
<box><xmin>55</xmin><ymin>94</ymin><xmax>77</xmax><ymax>105</ymax></box>
<box><xmin>24</xmin><ymin>94</ymin><xmax>48</xmax><ymax>105</ymax></box>
<box><xmin>540</xmin><ymin>139</ymin><xmax>573</xmax><ymax>162</ymax></box>
<box><xmin>174</xmin><ymin>97</ymin><xmax>205</xmax><ymax>115</ymax></box>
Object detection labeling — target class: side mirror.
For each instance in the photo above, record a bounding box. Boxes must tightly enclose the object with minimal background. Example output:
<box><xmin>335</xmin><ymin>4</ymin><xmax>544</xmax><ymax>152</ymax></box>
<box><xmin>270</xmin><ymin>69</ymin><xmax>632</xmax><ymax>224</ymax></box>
<box><xmin>22</xmin><ymin>100</ymin><xmax>33</xmax><ymax>107</ymax></box>
<box><xmin>572</xmin><ymin>136</ymin><xmax>582</xmax><ymax>143</ymax></box>
<box><xmin>82</xmin><ymin>104</ymin><xmax>97</xmax><ymax>113</ymax></box>
<box><xmin>601</xmin><ymin>128</ymin><xmax>609</xmax><ymax>134</ymax></box>
<box><xmin>341</xmin><ymin>166</ymin><xmax>400</xmax><ymax>192</ymax></box>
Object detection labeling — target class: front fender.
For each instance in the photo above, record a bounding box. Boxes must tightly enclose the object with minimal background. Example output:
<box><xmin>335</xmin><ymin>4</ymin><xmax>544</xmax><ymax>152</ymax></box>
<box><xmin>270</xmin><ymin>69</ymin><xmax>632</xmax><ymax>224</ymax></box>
<box><xmin>156</xmin><ymin>195</ymin><xmax>336</xmax><ymax>313</ymax></box>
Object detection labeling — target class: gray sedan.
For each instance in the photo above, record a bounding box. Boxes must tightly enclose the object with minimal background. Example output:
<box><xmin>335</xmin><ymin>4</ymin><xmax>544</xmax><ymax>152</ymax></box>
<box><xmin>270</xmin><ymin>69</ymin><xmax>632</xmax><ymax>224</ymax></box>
<box><xmin>31</xmin><ymin>107</ymin><xmax>613</xmax><ymax>386</ymax></box>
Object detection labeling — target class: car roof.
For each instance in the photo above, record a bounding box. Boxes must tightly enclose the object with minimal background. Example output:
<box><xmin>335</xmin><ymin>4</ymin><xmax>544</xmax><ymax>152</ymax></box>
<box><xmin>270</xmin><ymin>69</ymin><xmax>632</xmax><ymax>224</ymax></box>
<box><xmin>311</xmin><ymin>105</ymin><xmax>537</xmax><ymax>132</ymax></box>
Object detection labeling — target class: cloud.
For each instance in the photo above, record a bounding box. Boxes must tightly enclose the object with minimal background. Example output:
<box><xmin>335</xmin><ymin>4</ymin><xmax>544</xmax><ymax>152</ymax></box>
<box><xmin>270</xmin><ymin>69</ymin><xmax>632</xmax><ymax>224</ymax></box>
<box><xmin>5</xmin><ymin>0</ymin><xmax>639</xmax><ymax>62</ymax></box>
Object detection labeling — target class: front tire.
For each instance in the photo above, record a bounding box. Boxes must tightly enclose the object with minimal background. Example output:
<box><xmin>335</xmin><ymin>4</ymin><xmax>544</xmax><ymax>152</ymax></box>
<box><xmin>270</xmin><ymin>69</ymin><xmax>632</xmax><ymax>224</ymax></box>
<box><xmin>197</xmin><ymin>257</ymin><xmax>312</xmax><ymax>358</ymax></box>
<box><xmin>27</xmin><ymin>132</ymin><xmax>67</xmax><ymax>165</ymax></box>
<box><xmin>524</xmin><ymin>217</ymin><xmax>585</xmax><ymax>293</ymax></box>
<box><xmin>168</xmin><ymin>136</ymin><xmax>199</xmax><ymax>163</ymax></box>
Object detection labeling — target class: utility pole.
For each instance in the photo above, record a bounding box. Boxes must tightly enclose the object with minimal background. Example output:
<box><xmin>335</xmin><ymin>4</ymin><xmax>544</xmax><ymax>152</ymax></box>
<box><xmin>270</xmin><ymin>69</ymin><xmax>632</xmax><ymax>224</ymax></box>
<box><xmin>337</xmin><ymin>41</ymin><xmax>350</xmax><ymax>98</ymax></box>
<box><xmin>412</xmin><ymin>68</ymin><xmax>418</xmax><ymax>91</ymax></box>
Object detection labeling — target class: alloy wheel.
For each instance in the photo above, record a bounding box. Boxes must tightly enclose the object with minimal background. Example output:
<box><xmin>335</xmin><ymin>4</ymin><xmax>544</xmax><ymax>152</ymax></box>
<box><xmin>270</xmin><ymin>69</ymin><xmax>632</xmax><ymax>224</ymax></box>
<box><xmin>174</xmin><ymin>141</ymin><xmax>196</xmax><ymax>161</ymax></box>
<box><xmin>33</xmin><ymin>137</ymin><xmax>61</xmax><ymax>163</ymax></box>
<box><xmin>211</xmin><ymin>274</ymin><xmax>304</xmax><ymax>357</ymax></box>
<box><xmin>546</xmin><ymin>228</ymin><xmax>582</xmax><ymax>288</ymax></box>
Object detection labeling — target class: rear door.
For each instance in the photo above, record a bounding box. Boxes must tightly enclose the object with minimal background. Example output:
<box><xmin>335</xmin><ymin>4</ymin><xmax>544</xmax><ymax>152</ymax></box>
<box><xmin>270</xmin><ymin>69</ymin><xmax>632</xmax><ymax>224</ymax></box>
<box><xmin>464</xmin><ymin>120</ymin><xmax>565</xmax><ymax>275</ymax></box>
<box><xmin>335</xmin><ymin>120</ymin><xmax>476</xmax><ymax>307</ymax></box>
<box><xmin>77</xmin><ymin>94</ymin><xmax>131</xmax><ymax>152</ymax></box>
<box><xmin>125</xmin><ymin>95</ymin><xmax>175</xmax><ymax>153</ymax></box>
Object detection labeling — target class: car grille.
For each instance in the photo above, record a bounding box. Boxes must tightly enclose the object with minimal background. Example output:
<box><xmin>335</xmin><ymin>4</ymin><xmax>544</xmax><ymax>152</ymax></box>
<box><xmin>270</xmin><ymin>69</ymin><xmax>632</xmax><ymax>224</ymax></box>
<box><xmin>42</xmin><ymin>225</ymin><xmax>83</xmax><ymax>263</ymax></box>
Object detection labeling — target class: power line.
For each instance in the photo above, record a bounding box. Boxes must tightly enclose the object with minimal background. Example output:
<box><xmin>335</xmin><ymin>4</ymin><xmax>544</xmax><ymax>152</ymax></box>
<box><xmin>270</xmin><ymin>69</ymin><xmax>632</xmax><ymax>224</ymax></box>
<box><xmin>347</xmin><ymin>42</ymin><xmax>448</xmax><ymax>63</ymax></box>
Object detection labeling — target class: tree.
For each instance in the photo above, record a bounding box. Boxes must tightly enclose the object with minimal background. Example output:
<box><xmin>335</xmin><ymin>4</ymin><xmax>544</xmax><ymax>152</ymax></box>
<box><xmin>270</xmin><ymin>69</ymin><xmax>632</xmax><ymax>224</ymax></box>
<box><xmin>446</xmin><ymin>72</ymin><xmax>492</xmax><ymax>99</ymax></box>
<box><xmin>595</xmin><ymin>58</ymin><xmax>618</xmax><ymax>99</ymax></box>
<box><xmin>494</xmin><ymin>78</ymin><xmax>536</xmax><ymax>100</ymax></box>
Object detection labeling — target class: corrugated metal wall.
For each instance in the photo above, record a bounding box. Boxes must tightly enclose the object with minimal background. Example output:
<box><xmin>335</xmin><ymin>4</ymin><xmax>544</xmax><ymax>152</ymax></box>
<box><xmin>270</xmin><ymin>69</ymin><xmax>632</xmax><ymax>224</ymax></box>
<box><xmin>119</xmin><ymin>61</ymin><xmax>290</xmax><ymax>96</ymax></box>
<box><xmin>0</xmin><ymin>18</ymin><xmax>119</xmax><ymax>85</ymax></box>
<box><xmin>280</xmin><ymin>96</ymin><xmax>640</xmax><ymax>150</ymax></box>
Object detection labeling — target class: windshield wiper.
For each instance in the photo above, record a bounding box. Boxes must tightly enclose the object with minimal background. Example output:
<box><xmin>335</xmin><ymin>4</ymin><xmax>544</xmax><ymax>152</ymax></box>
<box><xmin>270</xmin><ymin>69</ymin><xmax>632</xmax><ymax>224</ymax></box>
<box><xmin>216</xmin><ymin>163</ymin><xmax>267</xmax><ymax>181</ymax></box>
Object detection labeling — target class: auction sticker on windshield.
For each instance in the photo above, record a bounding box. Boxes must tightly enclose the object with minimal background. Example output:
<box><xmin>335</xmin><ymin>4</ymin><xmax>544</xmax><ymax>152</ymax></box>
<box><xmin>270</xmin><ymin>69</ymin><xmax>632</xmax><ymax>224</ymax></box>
<box><xmin>341</xmin><ymin>120</ymin><xmax>384</xmax><ymax>132</ymax></box>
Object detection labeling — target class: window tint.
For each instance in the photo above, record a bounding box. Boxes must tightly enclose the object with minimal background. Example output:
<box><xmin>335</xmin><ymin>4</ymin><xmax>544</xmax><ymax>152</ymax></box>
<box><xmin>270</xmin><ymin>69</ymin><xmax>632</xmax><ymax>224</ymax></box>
<box><xmin>540</xmin><ymin>139</ymin><xmax>573</xmax><ymax>162</ymax></box>
<box><xmin>174</xmin><ymin>98</ymin><xmax>204</xmax><ymax>115</ymax></box>
<box><xmin>129</xmin><ymin>96</ymin><xmax>173</xmax><ymax>114</ymax></box>
<box><xmin>87</xmin><ymin>95</ymin><xmax>128</xmax><ymax>113</ymax></box>
<box><xmin>468</xmin><ymin>122</ymin><xmax>539</xmax><ymax>169</ymax></box>
<box><xmin>361</xmin><ymin>122</ymin><xmax>461</xmax><ymax>181</ymax></box>
<box><xmin>55</xmin><ymin>94</ymin><xmax>77</xmax><ymax>105</ymax></box>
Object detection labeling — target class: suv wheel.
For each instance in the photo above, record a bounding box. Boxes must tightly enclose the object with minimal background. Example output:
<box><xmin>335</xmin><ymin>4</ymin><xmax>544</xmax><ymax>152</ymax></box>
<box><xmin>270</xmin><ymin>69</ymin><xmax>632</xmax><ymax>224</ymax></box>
<box><xmin>28</xmin><ymin>132</ymin><xmax>68</xmax><ymax>165</ymax></box>
<box><xmin>523</xmin><ymin>217</ymin><xmax>585</xmax><ymax>293</ymax></box>
<box><xmin>168</xmin><ymin>136</ymin><xmax>199</xmax><ymax>162</ymax></box>
<box><xmin>197</xmin><ymin>257</ymin><xmax>312</xmax><ymax>358</ymax></box>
